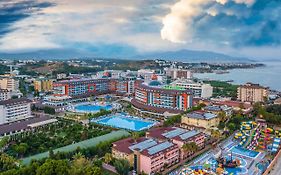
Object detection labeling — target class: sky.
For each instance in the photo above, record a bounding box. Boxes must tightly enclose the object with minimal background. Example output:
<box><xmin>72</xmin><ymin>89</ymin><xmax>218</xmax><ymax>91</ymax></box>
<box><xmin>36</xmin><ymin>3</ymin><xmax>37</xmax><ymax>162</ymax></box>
<box><xmin>0</xmin><ymin>0</ymin><xmax>281</xmax><ymax>60</ymax></box>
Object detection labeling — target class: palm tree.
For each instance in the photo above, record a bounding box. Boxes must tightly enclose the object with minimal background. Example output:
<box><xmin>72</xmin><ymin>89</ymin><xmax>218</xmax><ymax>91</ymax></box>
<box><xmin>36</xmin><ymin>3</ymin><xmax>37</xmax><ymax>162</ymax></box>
<box><xmin>132</xmin><ymin>132</ymin><xmax>139</xmax><ymax>143</ymax></box>
<box><xmin>104</xmin><ymin>153</ymin><xmax>113</xmax><ymax>164</ymax></box>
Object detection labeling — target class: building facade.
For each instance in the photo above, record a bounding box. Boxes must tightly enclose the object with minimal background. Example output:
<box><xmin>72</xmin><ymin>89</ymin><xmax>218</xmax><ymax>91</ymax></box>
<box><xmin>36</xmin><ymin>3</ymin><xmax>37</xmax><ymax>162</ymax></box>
<box><xmin>34</xmin><ymin>78</ymin><xmax>53</xmax><ymax>92</ymax></box>
<box><xmin>170</xmin><ymin>79</ymin><xmax>213</xmax><ymax>98</ymax></box>
<box><xmin>165</xmin><ymin>68</ymin><xmax>193</xmax><ymax>79</ymax></box>
<box><xmin>112</xmin><ymin>127</ymin><xmax>205</xmax><ymax>174</ymax></box>
<box><xmin>181</xmin><ymin>111</ymin><xmax>219</xmax><ymax>129</ymax></box>
<box><xmin>237</xmin><ymin>83</ymin><xmax>269</xmax><ymax>103</ymax></box>
<box><xmin>0</xmin><ymin>77</ymin><xmax>19</xmax><ymax>92</ymax></box>
<box><xmin>0</xmin><ymin>89</ymin><xmax>12</xmax><ymax>101</ymax></box>
<box><xmin>53</xmin><ymin>78</ymin><xmax>136</xmax><ymax>97</ymax></box>
<box><xmin>0</xmin><ymin>98</ymin><xmax>32</xmax><ymax>125</ymax></box>
<box><xmin>132</xmin><ymin>83</ymin><xmax>193</xmax><ymax>115</ymax></box>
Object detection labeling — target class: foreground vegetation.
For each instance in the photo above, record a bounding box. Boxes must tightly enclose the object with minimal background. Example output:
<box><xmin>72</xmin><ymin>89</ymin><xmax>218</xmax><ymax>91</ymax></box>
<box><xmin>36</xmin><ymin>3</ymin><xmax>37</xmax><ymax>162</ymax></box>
<box><xmin>5</xmin><ymin>120</ymin><xmax>112</xmax><ymax>158</ymax></box>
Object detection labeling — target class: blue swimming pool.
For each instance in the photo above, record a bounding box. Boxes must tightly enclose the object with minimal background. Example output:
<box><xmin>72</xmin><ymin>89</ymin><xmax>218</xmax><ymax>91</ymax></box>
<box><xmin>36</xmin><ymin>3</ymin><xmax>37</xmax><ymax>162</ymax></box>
<box><xmin>75</xmin><ymin>104</ymin><xmax>112</xmax><ymax>112</ymax></box>
<box><xmin>230</xmin><ymin>146</ymin><xmax>259</xmax><ymax>158</ymax></box>
<box><xmin>92</xmin><ymin>114</ymin><xmax>156</xmax><ymax>131</ymax></box>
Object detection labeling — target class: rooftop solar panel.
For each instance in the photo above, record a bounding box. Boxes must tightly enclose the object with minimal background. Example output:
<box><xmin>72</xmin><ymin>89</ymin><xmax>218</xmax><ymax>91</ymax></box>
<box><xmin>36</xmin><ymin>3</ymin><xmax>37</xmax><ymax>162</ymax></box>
<box><xmin>147</xmin><ymin>141</ymin><xmax>174</xmax><ymax>155</ymax></box>
<box><xmin>179</xmin><ymin>130</ymin><xmax>199</xmax><ymax>140</ymax></box>
<box><xmin>162</xmin><ymin>127</ymin><xmax>186</xmax><ymax>138</ymax></box>
<box><xmin>129</xmin><ymin>139</ymin><xmax>158</xmax><ymax>151</ymax></box>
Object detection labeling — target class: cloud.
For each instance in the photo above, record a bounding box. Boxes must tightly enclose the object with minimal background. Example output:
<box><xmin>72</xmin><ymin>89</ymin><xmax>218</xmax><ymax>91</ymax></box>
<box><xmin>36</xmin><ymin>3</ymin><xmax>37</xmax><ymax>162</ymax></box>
<box><xmin>161</xmin><ymin>0</ymin><xmax>281</xmax><ymax>49</ymax></box>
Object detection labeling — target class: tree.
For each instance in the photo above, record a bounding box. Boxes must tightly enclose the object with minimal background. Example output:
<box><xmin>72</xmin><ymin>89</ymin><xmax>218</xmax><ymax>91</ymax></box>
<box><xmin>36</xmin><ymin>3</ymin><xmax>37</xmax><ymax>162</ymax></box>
<box><xmin>104</xmin><ymin>153</ymin><xmax>113</xmax><ymax>164</ymax></box>
<box><xmin>114</xmin><ymin>159</ymin><xmax>130</xmax><ymax>175</ymax></box>
<box><xmin>43</xmin><ymin>106</ymin><xmax>56</xmax><ymax>115</ymax></box>
<box><xmin>132</xmin><ymin>132</ymin><xmax>139</xmax><ymax>143</ymax></box>
<box><xmin>84</xmin><ymin>166</ymin><xmax>102</xmax><ymax>175</ymax></box>
<box><xmin>0</xmin><ymin>153</ymin><xmax>18</xmax><ymax>172</ymax></box>
<box><xmin>211</xmin><ymin>129</ymin><xmax>221</xmax><ymax>140</ymax></box>
<box><xmin>0</xmin><ymin>136</ymin><xmax>9</xmax><ymax>149</ymax></box>
<box><xmin>36</xmin><ymin>159</ymin><xmax>70</xmax><ymax>175</ymax></box>
<box><xmin>218</xmin><ymin>112</ymin><xmax>227</xmax><ymax>122</ymax></box>
<box><xmin>13</xmin><ymin>143</ymin><xmax>28</xmax><ymax>157</ymax></box>
<box><xmin>228</xmin><ymin>123</ymin><xmax>236</xmax><ymax>132</ymax></box>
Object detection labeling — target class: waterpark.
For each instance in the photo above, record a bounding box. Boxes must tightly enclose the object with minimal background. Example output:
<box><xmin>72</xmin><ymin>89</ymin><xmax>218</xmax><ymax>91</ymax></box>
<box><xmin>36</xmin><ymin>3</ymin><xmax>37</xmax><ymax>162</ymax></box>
<box><xmin>91</xmin><ymin>113</ymin><xmax>157</xmax><ymax>131</ymax></box>
<box><xmin>172</xmin><ymin>120</ymin><xmax>281</xmax><ymax>175</ymax></box>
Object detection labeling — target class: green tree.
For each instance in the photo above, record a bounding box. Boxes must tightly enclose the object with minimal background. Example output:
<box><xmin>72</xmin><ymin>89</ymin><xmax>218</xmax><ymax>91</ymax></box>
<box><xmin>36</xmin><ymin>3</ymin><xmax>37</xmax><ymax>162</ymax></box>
<box><xmin>43</xmin><ymin>106</ymin><xmax>56</xmax><ymax>115</ymax></box>
<box><xmin>114</xmin><ymin>159</ymin><xmax>130</xmax><ymax>175</ymax></box>
<box><xmin>0</xmin><ymin>136</ymin><xmax>9</xmax><ymax>149</ymax></box>
<box><xmin>0</xmin><ymin>153</ymin><xmax>18</xmax><ymax>172</ymax></box>
<box><xmin>36</xmin><ymin>159</ymin><xmax>70</xmax><ymax>175</ymax></box>
<box><xmin>104</xmin><ymin>153</ymin><xmax>113</xmax><ymax>164</ymax></box>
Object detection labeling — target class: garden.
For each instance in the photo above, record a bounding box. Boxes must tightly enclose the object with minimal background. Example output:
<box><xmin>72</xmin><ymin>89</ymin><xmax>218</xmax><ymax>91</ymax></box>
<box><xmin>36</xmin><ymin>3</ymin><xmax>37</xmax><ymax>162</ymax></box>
<box><xmin>5</xmin><ymin>119</ymin><xmax>113</xmax><ymax>158</ymax></box>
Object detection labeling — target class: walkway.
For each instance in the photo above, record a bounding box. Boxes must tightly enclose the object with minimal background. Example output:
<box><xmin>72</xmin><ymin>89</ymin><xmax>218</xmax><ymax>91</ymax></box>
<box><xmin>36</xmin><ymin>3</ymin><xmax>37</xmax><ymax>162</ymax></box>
<box><xmin>21</xmin><ymin>130</ymin><xmax>130</xmax><ymax>165</ymax></box>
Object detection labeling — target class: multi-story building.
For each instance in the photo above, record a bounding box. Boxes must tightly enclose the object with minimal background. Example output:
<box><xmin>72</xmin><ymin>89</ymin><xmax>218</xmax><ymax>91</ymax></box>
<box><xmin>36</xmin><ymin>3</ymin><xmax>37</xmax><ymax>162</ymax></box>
<box><xmin>146</xmin><ymin>127</ymin><xmax>205</xmax><ymax>160</ymax></box>
<box><xmin>203</xmin><ymin>105</ymin><xmax>232</xmax><ymax>116</ymax></box>
<box><xmin>0</xmin><ymin>77</ymin><xmax>19</xmax><ymax>92</ymax></box>
<box><xmin>165</xmin><ymin>68</ymin><xmax>193</xmax><ymax>79</ymax></box>
<box><xmin>53</xmin><ymin>78</ymin><xmax>136</xmax><ymax>97</ymax></box>
<box><xmin>112</xmin><ymin>137</ymin><xmax>179</xmax><ymax>174</ymax></box>
<box><xmin>132</xmin><ymin>82</ymin><xmax>193</xmax><ymax>116</ymax></box>
<box><xmin>0</xmin><ymin>89</ymin><xmax>12</xmax><ymax>101</ymax></box>
<box><xmin>0</xmin><ymin>98</ymin><xmax>32</xmax><ymax>125</ymax></box>
<box><xmin>34</xmin><ymin>78</ymin><xmax>53</xmax><ymax>92</ymax></box>
<box><xmin>56</xmin><ymin>73</ymin><xmax>67</xmax><ymax>80</ymax></box>
<box><xmin>170</xmin><ymin>79</ymin><xmax>213</xmax><ymax>98</ymax></box>
<box><xmin>137</xmin><ymin>69</ymin><xmax>155</xmax><ymax>80</ymax></box>
<box><xmin>237</xmin><ymin>83</ymin><xmax>269</xmax><ymax>103</ymax></box>
<box><xmin>112</xmin><ymin>127</ymin><xmax>205</xmax><ymax>174</ymax></box>
<box><xmin>181</xmin><ymin>111</ymin><xmax>219</xmax><ymax>130</ymax></box>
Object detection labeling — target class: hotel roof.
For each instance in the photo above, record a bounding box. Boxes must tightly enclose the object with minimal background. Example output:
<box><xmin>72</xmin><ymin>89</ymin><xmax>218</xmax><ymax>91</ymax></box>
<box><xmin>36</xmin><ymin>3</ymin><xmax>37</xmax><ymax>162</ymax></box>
<box><xmin>144</xmin><ymin>141</ymin><xmax>174</xmax><ymax>156</ymax></box>
<box><xmin>186</xmin><ymin>111</ymin><xmax>217</xmax><ymax>120</ymax></box>
<box><xmin>129</xmin><ymin>138</ymin><xmax>158</xmax><ymax>152</ymax></box>
<box><xmin>0</xmin><ymin>98</ymin><xmax>32</xmax><ymax>106</ymax></box>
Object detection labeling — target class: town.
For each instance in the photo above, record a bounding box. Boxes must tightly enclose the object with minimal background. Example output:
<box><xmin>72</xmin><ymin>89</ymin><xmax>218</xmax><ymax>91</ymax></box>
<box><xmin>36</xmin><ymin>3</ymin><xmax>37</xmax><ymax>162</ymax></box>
<box><xmin>0</xmin><ymin>58</ymin><xmax>280</xmax><ymax>175</ymax></box>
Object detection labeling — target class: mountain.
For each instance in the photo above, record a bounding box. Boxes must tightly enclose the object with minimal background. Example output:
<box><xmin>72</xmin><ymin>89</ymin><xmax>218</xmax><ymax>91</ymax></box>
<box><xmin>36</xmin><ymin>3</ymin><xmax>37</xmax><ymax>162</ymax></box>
<box><xmin>0</xmin><ymin>48</ymin><xmax>253</xmax><ymax>63</ymax></box>
<box><xmin>133</xmin><ymin>49</ymin><xmax>253</xmax><ymax>63</ymax></box>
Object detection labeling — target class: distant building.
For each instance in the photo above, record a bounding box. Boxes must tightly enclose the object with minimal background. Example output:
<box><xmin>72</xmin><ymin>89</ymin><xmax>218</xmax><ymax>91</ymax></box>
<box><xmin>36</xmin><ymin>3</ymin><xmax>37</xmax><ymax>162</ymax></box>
<box><xmin>0</xmin><ymin>89</ymin><xmax>12</xmax><ymax>101</ymax></box>
<box><xmin>203</xmin><ymin>105</ymin><xmax>232</xmax><ymax>116</ymax></box>
<box><xmin>34</xmin><ymin>78</ymin><xmax>54</xmax><ymax>92</ymax></box>
<box><xmin>170</xmin><ymin>79</ymin><xmax>213</xmax><ymax>98</ymax></box>
<box><xmin>137</xmin><ymin>69</ymin><xmax>155</xmax><ymax>80</ymax></box>
<box><xmin>181</xmin><ymin>111</ymin><xmax>219</xmax><ymax>130</ymax></box>
<box><xmin>165</xmin><ymin>68</ymin><xmax>192</xmax><ymax>79</ymax></box>
<box><xmin>56</xmin><ymin>73</ymin><xmax>67</xmax><ymax>80</ymax></box>
<box><xmin>274</xmin><ymin>97</ymin><xmax>281</xmax><ymax>105</ymax></box>
<box><xmin>237</xmin><ymin>83</ymin><xmax>269</xmax><ymax>103</ymax></box>
<box><xmin>0</xmin><ymin>77</ymin><xmax>19</xmax><ymax>92</ymax></box>
<box><xmin>0</xmin><ymin>98</ymin><xmax>32</xmax><ymax>125</ymax></box>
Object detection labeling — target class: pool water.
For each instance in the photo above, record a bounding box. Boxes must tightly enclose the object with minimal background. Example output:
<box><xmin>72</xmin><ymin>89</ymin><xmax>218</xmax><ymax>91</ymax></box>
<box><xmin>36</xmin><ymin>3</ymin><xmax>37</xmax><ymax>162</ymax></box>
<box><xmin>75</xmin><ymin>104</ymin><xmax>112</xmax><ymax>112</ymax></box>
<box><xmin>230</xmin><ymin>146</ymin><xmax>259</xmax><ymax>158</ymax></box>
<box><xmin>92</xmin><ymin>115</ymin><xmax>155</xmax><ymax>131</ymax></box>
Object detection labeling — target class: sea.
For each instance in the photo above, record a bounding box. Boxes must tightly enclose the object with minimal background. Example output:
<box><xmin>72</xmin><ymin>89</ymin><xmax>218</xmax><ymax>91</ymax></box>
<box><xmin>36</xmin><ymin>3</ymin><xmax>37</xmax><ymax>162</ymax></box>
<box><xmin>194</xmin><ymin>61</ymin><xmax>281</xmax><ymax>91</ymax></box>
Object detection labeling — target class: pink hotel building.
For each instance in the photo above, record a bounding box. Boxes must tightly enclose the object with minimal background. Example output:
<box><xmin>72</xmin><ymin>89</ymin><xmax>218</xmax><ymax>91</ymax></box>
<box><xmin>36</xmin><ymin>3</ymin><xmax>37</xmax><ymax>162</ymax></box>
<box><xmin>112</xmin><ymin>127</ymin><xmax>205</xmax><ymax>174</ymax></box>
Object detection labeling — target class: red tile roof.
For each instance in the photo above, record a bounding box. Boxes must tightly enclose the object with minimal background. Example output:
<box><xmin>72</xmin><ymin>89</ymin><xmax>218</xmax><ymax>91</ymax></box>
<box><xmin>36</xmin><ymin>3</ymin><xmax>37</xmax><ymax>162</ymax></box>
<box><xmin>112</xmin><ymin>137</ymin><xmax>147</xmax><ymax>154</ymax></box>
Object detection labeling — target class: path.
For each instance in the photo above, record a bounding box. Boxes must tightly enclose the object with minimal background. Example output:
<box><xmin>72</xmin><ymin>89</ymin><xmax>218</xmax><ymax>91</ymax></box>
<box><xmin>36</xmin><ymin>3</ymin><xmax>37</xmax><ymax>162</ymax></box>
<box><xmin>21</xmin><ymin>130</ymin><xmax>130</xmax><ymax>165</ymax></box>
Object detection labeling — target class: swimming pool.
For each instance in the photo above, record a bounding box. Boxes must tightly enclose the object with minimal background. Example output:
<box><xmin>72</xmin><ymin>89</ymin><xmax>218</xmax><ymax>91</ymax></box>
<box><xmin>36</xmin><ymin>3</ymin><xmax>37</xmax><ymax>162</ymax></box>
<box><xmin>92</xmin><ymin>114</ymin><xmax>156</xmax><ymax>131</ymax></box>
<box><xmin>70</xmin><ymin>102</ymin><xmax>120</xmax><ymax>113</ymax></box>
<box><xmin>230</xmin><ymin>146</ymin><xmax>259</xmax><ymax>158</ymax></box>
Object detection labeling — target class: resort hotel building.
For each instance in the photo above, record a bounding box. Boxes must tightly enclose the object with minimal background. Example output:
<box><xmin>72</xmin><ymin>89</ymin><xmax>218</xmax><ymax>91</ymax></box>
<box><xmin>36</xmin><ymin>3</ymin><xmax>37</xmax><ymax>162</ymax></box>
<box><xmin>132</xmin><ymin>81</ymin><xmax>193</xmax><ymax>117</ymax></box>
<box><xmin>0</xmin><ymin>98</ymin><xmax>32</xmax><ymax>125</ymax></box>
<box><xmin>164</xmin><ymin>68</ymin><xmax>193</xmax><ymax>80</ymax></box>
<box><xmin>170</xmin><ymin>79</ymin><xmax>213</xmax><ymax>98</ymax></box>
<box><xmin>112</xmin><ymin>127</ymin><xmax>205</xmax><ymax>174</ymax></box>
<box><xmin>181</xmin><ymin>111</ymin><xmax>219</xmax><ymax>130</ymax></box>
<box><xmin>237</xmin><ymin>82</ymin><xmax>269</xmax><ymax>103</ymax></box>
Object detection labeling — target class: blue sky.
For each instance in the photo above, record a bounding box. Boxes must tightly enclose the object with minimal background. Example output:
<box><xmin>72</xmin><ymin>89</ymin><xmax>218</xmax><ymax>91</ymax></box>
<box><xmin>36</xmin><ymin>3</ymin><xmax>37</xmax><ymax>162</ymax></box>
<box><xmin>0</xmin><ymin>0</ymin><xmax>280</xmax><ymax>59</ymax></box>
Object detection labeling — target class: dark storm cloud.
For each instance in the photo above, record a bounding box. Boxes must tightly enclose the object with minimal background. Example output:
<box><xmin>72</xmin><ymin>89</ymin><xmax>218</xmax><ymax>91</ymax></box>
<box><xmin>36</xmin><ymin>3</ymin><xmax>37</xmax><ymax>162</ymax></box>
<box><xmin>193</xmin><ymin>0</ymin><xmax>281</xmax><ymax>47</ymax></box>
<box><xmin>0</xmin><ymin>0</ymin><xmax>54</xmax><ymax>36</ymax></box>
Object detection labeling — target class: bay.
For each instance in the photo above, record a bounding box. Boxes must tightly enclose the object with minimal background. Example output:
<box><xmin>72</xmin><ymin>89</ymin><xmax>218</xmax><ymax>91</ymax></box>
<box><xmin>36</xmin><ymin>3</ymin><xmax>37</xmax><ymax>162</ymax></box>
<box><xmin>194</xmin><ymin>61</ymin><xmax>281</xmax><ymax>91</ymax></box>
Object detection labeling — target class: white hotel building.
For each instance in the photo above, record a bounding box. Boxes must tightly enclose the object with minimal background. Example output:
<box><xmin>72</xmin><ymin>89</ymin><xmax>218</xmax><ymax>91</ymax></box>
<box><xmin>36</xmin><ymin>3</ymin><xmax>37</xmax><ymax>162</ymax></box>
<box><xmin>0</xmin><ymin>98</ymin><xmax>32</xmax><ymax>125</ymax></box>
<box><xmin>170</xmin><ymin>79</ymin><xmax>213</xmax><ymax>98</ymax></box>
